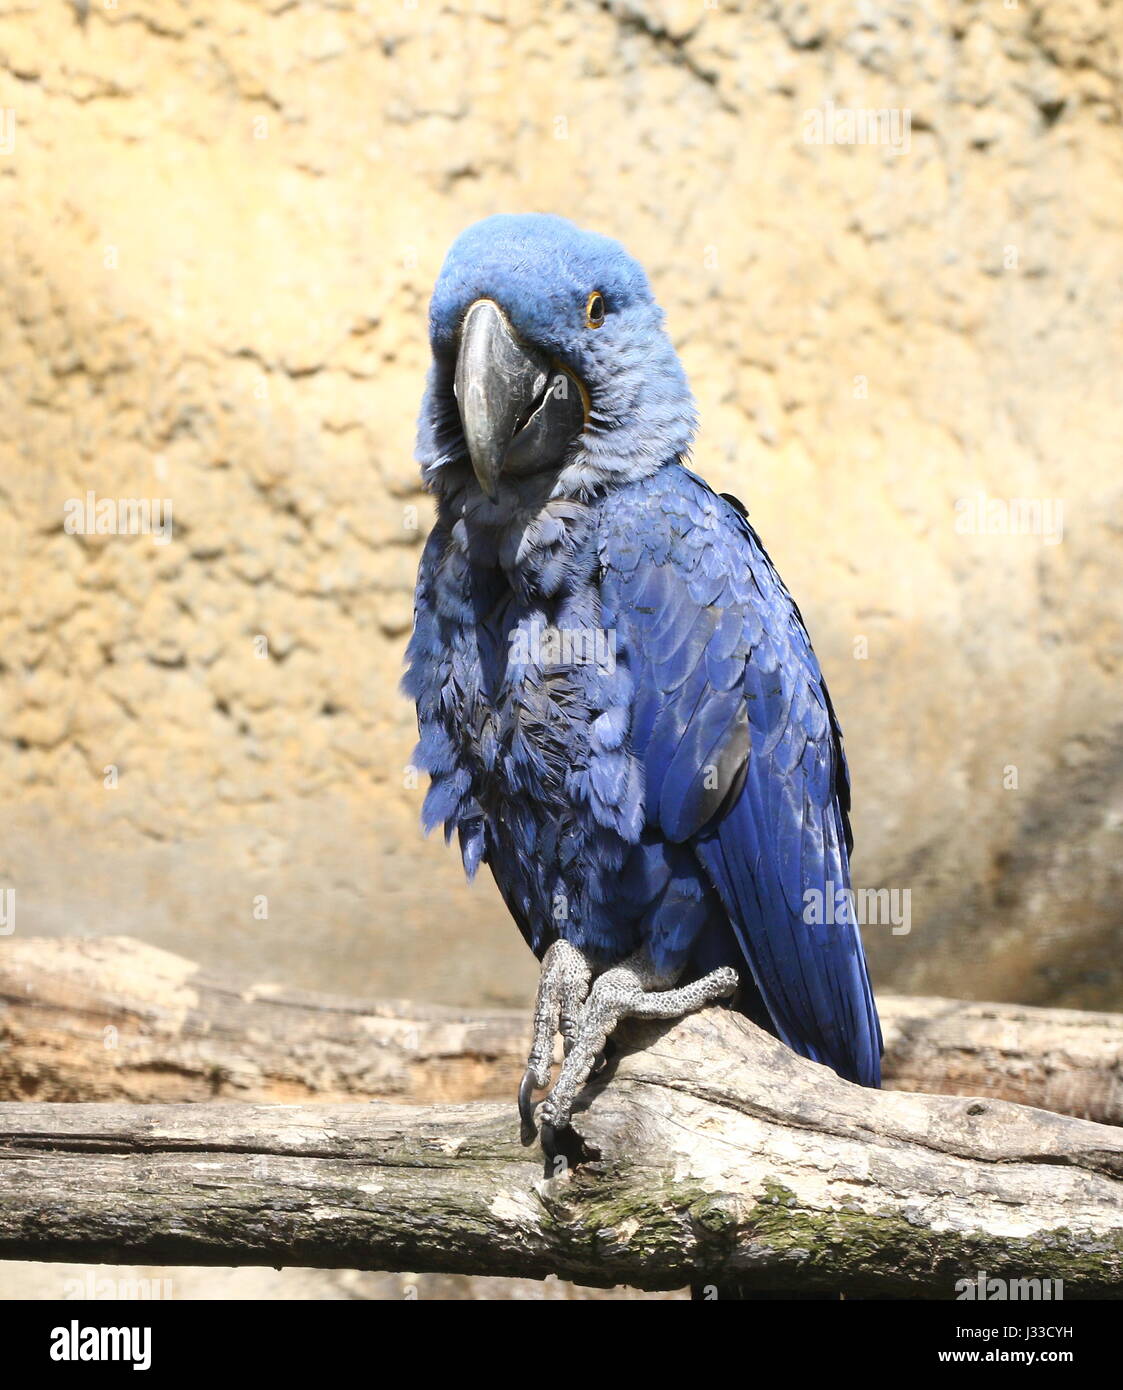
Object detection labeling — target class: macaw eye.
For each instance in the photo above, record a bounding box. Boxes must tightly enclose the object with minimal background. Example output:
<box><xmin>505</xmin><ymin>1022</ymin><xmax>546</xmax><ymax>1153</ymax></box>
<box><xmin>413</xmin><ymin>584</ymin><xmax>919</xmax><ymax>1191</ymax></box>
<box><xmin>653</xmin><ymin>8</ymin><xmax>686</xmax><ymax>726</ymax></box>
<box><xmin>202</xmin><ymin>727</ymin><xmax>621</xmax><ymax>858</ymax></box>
<box><xmin>585</xmin><ymin>291</ymin><xmax>606</xmax><ymax>329</ymax></box>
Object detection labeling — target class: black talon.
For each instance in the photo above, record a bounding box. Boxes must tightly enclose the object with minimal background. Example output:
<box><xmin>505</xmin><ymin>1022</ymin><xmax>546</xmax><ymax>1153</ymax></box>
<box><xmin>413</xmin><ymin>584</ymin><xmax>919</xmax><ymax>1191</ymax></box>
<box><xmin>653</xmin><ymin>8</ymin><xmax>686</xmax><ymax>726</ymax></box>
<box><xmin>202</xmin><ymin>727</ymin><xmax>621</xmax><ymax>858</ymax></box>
<box><xmin>518</xmin><ymin>1070</ymin><xmax>539</xmax><ymax>1145</ymax></box>
<box><xmin>539</xmin><ymin>1119</ymin><xmax>560</xmax><ymax>1163</ymax></box>
<box><xmin>590</xmin><ymin>1037</ymin><xmax>617</xmax><ymax>1077</ymax></box>
<box><xmin>540</xmin><ymin>1117</ymin><xmax>585</xmax><ymax>1172</ymax></box>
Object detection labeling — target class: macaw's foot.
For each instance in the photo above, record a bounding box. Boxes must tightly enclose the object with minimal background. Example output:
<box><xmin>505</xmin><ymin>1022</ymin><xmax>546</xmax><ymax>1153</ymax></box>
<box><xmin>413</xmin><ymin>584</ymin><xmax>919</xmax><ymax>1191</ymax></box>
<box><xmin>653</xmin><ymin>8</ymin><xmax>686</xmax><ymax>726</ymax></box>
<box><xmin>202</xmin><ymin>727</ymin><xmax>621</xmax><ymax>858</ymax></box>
<box><xmin>519</xmin><ymin>939</ymin><xmax>594</xmax><ymax>1144</ymax></box>
<box><xmin>534</xmin><ymin>950</ymin><xmax>739</xmax><ymax>1138</ymax></box>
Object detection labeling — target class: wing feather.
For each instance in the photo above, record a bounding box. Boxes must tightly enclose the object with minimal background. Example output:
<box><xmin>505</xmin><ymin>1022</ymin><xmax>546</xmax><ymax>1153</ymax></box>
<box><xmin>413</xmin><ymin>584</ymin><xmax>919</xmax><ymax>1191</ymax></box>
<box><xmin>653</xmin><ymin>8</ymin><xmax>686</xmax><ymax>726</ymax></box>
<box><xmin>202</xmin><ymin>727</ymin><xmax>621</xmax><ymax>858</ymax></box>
<box><xmin>601</xmin><ymin>468</ymin><xmax>882</xmax><ymax>1085</ymax></box>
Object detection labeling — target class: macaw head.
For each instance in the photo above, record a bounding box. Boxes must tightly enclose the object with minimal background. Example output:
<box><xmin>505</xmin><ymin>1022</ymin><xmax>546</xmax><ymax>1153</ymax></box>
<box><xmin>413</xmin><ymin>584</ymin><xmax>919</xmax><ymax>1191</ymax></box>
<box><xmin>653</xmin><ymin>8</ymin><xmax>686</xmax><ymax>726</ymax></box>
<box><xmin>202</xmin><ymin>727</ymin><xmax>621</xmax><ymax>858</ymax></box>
<box><xmin>417</xmin><ymin>214</ymin><xmax>695</xmax><ymax>504</ymax></box>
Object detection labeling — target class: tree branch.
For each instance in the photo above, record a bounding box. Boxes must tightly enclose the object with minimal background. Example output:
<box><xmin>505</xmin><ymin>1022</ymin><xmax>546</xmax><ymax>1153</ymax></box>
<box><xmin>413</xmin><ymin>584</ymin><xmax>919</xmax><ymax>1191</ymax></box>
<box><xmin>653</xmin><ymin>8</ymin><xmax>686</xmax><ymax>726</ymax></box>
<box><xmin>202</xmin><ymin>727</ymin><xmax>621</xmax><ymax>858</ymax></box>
<box><xmin>2</xmin><ymin>937</ymin><xmax>1121</xmax><ymax>1125</ymax></box>
<box><xmin>1</xmin><ymin>1008</ymin><xmax>1121</xmax><ymax>1295</ymax></box>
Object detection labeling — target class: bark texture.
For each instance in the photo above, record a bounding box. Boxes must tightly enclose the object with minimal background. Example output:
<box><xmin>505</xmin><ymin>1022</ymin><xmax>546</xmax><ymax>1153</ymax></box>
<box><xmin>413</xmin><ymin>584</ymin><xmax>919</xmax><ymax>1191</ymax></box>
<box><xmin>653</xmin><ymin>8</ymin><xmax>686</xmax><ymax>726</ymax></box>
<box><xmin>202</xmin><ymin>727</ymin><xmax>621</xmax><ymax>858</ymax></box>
<box><xmin>1</xmin><ymin>1006</ymin><xmax>1120</xmax><ymax>1296</ymax></box>
<box><xmin>2</xmin><ymin>937</ymin><xmax>1120</xmax><ymax>1127</ymax></box>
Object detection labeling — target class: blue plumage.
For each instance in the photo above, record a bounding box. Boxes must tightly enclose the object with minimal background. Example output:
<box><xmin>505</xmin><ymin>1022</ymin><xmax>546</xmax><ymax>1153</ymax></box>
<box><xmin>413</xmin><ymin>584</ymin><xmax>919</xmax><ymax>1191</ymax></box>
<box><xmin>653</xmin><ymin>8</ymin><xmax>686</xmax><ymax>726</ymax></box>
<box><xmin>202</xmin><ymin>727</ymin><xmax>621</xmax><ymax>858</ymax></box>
<box><xmin>405</xmin><ymin>214</ymin><xmax>882</xmax><ymax>1091</ymax></box>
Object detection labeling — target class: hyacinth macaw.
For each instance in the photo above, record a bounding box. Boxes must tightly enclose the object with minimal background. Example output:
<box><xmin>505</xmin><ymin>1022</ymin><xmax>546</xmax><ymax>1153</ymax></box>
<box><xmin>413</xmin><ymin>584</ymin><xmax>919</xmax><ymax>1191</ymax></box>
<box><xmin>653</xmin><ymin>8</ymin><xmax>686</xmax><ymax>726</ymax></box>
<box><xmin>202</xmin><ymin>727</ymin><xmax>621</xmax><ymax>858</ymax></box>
<box><xmin>404</xmin><ymin>214</ymin><xmax>882</xmax><ymax>1140</ymax></box>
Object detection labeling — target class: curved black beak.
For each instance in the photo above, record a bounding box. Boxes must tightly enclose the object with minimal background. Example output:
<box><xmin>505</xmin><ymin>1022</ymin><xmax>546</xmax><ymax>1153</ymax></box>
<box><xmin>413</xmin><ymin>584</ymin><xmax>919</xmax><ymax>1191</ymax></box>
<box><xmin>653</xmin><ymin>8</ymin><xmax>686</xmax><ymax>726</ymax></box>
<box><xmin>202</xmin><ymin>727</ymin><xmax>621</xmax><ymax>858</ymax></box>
<box><xmin>453</xmin><ymin>299</ymin><xmax>585</xmax><ymax>500</ymax></box>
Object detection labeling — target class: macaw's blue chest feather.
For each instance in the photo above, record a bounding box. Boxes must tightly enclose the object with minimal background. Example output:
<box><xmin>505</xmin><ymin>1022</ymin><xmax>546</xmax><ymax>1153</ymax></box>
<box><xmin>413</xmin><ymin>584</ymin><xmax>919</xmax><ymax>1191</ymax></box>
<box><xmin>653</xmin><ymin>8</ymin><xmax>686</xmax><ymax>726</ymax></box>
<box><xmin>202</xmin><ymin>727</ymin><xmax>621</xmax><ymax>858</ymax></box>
<box><xmin>404</xmin><ymin>486</ymin><xmax>647</xmax><ymax>964</ymax></box>
<box><xmin>406</xmin><ymin>214</ymin><xmax>882</xmax><ymax>1133</ymax></box>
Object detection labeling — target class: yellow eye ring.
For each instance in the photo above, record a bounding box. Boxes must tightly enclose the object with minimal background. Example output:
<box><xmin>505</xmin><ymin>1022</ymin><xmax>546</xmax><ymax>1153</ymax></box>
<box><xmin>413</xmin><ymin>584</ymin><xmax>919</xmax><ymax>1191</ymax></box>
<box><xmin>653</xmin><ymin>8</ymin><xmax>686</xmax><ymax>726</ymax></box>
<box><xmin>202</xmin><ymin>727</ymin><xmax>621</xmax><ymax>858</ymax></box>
<box><xmin>585</xmin><ymin>291</ymin><xmax>606</xmax><ymax>329</ymax></box>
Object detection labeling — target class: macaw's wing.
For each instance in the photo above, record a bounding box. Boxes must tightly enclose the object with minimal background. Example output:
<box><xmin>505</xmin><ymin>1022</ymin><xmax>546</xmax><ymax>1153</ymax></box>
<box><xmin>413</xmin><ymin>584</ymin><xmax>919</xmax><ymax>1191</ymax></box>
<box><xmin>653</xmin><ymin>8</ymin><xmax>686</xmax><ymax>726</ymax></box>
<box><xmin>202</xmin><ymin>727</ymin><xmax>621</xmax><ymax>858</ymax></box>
<box><xmin>599</xmin><ymin>470</ymin><xmax>882</xmax><ymax>1086</ymax></box>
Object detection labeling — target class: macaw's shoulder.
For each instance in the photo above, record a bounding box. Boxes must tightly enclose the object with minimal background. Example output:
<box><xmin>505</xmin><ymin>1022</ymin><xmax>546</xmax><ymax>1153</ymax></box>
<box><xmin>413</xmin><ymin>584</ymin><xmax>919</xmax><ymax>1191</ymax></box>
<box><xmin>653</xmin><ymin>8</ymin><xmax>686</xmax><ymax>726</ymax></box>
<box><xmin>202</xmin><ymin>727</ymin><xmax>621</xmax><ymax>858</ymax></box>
<box><xmin>596</xmin><ymin>462</ymin><xmax>793</xmax><ymax>617</ymax></box>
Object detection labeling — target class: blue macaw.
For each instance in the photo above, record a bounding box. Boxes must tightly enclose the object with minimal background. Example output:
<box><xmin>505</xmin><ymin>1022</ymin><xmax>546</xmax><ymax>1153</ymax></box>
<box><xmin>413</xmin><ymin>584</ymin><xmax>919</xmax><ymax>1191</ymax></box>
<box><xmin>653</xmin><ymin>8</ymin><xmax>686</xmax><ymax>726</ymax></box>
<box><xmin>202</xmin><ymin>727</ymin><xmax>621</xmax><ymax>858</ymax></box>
<box><xmin>405</xmin><ymin>214</ymin><xmax>882</xmax><ymax>1139</ymax></box>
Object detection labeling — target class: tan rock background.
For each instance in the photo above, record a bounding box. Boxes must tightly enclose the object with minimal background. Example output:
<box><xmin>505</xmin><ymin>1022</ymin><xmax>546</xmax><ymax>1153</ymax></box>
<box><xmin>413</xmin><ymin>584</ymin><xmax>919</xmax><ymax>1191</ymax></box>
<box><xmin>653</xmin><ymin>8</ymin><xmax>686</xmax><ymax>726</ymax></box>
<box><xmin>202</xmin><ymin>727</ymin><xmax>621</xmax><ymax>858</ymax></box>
<box><xmin>1</xmin><ymin>0</ymin><xmax>1120</xmax><ymax>1035</ymax></box>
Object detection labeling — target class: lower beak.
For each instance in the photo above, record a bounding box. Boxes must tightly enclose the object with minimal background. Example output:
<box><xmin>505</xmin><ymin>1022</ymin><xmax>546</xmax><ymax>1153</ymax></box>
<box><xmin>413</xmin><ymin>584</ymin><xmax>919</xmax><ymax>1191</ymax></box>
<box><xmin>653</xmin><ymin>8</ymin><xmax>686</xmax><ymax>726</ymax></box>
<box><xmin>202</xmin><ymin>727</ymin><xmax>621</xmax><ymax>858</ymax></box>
<box><xmin>453</xmin><ymin>299</ymin><xmax>584</xmax><ymax>500</ymax></box>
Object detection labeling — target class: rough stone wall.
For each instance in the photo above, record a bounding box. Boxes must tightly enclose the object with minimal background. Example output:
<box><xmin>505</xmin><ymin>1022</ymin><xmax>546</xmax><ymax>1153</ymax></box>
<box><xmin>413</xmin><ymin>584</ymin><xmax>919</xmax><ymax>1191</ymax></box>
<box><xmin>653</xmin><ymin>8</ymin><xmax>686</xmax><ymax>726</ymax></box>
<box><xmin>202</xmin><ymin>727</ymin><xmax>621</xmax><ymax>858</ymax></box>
<box><xmin>0</xmin><ymin>0</ymin><xmax>1119</xmax><ymax>1012</ymax></box>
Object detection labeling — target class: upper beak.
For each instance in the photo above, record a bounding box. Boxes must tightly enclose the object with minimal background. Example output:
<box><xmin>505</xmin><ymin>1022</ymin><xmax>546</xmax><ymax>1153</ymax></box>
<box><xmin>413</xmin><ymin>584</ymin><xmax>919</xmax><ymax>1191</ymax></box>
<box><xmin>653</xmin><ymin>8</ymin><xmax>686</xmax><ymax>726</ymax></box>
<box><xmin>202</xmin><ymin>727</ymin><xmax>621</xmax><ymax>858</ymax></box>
<box><xmin>453</xmin><ymin>299</ymin><xmax>551</xmax><ymax>501</ymax></box>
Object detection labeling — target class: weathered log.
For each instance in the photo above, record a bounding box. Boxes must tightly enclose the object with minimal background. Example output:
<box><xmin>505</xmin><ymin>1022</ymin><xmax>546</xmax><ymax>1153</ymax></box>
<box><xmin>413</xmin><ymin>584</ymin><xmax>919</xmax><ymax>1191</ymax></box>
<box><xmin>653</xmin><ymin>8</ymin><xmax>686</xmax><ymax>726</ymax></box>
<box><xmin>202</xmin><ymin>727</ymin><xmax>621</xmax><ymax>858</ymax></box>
<box><xmin>2</xmin><ymin>937</ymin><xmax>1121</xmax><ymax>1125</ymax></box>
<box><xmin>0</xmin><ymin>936</ymin><xmax>527</xmax><ymax>1105</ymax></box>
<box><xmin>0</xmin><ymin>1008</ymin><xmax>1120</xmax><ymax>1296</ymax></box>
<box><xmin>877</xmin><ymin>993</ymin><xmax>1123</xmax><ymax>1124</ymax></box>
